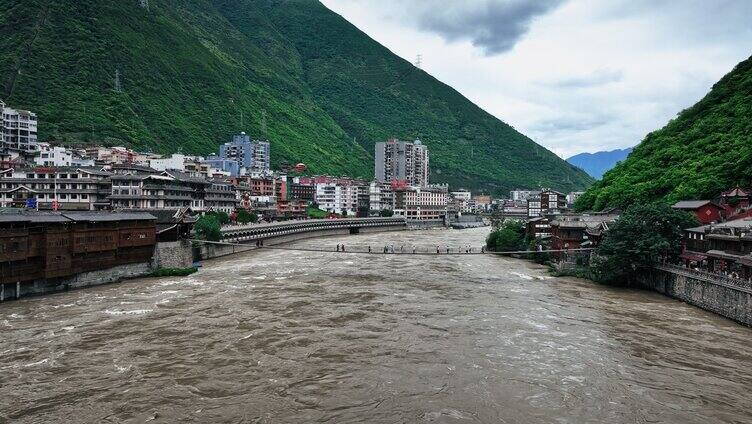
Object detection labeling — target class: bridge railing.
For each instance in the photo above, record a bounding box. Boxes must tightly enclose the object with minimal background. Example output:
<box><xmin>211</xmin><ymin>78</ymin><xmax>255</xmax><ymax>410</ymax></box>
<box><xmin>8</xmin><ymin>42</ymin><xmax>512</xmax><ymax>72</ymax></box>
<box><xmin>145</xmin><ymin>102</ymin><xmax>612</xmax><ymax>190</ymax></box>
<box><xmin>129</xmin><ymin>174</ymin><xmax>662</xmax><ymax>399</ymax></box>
<box><xmin>655</xmin><ymin>264</ymin><xmax>752</xmax><ymax>292</ymax></box>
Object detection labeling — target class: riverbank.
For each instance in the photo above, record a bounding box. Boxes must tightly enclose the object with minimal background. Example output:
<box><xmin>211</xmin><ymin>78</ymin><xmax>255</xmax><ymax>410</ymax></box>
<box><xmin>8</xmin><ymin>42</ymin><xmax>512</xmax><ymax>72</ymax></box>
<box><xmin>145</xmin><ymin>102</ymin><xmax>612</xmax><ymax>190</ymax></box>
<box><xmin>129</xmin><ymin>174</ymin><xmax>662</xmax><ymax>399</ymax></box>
<box><xmin>6</xmin><ymin>226</ymin><xmax>751</xmax><ymax>423</ymax></box>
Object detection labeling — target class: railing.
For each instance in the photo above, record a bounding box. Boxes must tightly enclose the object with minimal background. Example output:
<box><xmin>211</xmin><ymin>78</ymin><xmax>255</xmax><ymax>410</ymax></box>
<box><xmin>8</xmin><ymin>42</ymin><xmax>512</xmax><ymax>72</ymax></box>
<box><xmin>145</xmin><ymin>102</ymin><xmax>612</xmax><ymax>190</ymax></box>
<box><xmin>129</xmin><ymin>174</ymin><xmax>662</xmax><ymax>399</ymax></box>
<box><xmin>655</xmin><ymin>264</ymin><xmax>752</xmax><ymax>293</ymax></box>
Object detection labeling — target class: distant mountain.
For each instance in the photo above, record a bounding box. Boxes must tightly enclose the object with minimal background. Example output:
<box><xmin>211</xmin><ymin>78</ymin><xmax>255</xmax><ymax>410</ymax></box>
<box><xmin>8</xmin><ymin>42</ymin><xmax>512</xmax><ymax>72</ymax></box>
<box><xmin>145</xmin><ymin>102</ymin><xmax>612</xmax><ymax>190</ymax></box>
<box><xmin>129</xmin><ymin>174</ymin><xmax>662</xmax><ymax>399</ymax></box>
<box><xmin>566</xmin><ymin>148</ymin><xmax>633</xmax><ymax>179</ymax></box>
<box><xmin>0</xmin><ymin>0</ymin><xmax>593</xmax><ymax>195</ymax></box>
<box><xmin>576</xmin><ymin>54</ymin><xmax>752</xmax><ymax>211</ymax></box>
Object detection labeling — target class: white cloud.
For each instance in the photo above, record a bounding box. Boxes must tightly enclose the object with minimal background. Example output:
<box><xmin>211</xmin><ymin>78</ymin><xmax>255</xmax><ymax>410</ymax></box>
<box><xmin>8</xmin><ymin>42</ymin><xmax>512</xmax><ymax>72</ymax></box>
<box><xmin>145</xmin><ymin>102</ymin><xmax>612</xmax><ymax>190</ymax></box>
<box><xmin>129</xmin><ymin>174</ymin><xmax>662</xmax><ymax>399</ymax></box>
<box><xmin>321</xmin><ymin>0</ymin><xmax>752</xmax><ymax>158</ymax></box>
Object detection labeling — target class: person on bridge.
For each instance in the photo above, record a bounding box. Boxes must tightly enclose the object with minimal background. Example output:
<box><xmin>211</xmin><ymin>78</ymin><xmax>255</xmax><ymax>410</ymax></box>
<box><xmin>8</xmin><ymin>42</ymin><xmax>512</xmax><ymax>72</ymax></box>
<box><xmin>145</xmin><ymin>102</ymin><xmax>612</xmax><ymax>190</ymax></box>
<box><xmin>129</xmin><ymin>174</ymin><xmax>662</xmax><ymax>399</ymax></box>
<box><xmin>413</xmin><ymin>246</ymin><xmax>416</xmax><ymax>254</ymax></box>
<box><xmin>336</xmin><ymin>244</ymin><xmax>340</xmax><ymax>252</ymax></box>
<box><xmin>342</xmin><ymin>244</ymin><xmax>346</xmax><ymax>252</ymax></box>
<box><xmin>437</xmin><ymin>246</ymin><xmax>440</xmax><ymax>254</ymax></box>
<box><xmin>481</xmin><ymin>246</ymin><xmax>485</xmax><ymax>254</ymax></box>
<box><xmin>368</xmin><ymin>246</ymin><xmax>372</xmax><ymax>253</ymax></box>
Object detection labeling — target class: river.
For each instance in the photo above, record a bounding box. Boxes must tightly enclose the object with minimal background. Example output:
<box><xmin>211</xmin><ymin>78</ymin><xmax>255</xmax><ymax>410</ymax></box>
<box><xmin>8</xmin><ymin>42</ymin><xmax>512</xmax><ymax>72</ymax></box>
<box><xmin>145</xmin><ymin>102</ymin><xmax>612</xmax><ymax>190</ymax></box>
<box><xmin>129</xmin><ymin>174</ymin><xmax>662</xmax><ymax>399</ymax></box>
<box><xmin>1</xmin><ymin>227</ymin><xmax>751</xmax><ymax>423</ymax></box>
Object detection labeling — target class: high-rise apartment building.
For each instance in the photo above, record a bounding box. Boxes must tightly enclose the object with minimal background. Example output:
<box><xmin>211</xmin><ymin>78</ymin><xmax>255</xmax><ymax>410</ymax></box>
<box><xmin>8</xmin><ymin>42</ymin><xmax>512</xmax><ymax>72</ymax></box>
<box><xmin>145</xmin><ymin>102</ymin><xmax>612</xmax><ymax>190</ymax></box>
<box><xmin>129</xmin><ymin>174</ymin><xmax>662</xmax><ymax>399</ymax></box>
<box><xmin>374</xmin><ymin>138</ymin><xmax>429</xmax><ymax>187</ymax></box>
<box><xmin>1</xmin><ymin>100</ymin><xmax>39</xmax><ymax>153</ymax></box>
<box><xmin>213</xmin><ymin>132</ymin><xmax>270</xmax><ymax>176</ymax></box>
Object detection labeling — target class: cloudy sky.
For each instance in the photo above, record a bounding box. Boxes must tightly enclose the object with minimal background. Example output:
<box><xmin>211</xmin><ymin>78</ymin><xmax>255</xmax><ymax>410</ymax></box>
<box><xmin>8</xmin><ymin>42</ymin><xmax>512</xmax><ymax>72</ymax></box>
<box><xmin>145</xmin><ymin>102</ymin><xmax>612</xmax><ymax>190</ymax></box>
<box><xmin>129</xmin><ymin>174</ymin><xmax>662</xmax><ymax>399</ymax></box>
<box><xmin>320</xmin><ymin>0</ymin><xmax>752</xmax><ymax>158</ymax></box>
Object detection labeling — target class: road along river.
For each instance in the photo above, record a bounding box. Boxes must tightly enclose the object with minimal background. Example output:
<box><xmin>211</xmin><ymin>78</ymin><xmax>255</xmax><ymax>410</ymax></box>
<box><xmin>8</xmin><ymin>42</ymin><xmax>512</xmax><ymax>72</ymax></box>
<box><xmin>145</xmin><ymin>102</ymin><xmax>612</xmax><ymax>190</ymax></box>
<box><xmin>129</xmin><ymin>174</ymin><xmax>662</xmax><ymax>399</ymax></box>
<box><xmin>1</xmin><ymin>227</ymin><xmax>751</xmax><ymax>423</ymax></box>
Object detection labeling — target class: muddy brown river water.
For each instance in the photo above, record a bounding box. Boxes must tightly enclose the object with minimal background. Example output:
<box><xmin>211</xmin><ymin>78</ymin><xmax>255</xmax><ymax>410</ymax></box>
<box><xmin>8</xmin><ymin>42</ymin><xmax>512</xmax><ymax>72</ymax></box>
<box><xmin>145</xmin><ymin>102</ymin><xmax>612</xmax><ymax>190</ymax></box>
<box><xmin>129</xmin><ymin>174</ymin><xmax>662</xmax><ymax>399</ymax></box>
<box><xmin>1</xmin><ymin>227</ymin><xmax>751</xmax><ymax>423</ymax></box>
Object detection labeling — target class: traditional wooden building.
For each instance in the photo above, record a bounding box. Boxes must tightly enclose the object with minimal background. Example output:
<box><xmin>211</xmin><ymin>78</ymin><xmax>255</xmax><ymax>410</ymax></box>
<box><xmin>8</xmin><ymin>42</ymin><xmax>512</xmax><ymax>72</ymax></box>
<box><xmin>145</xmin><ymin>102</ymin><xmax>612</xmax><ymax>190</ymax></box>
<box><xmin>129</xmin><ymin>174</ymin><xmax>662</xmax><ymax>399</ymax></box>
<box><xmin>0</xmin><ymin>211</ymin><xmax>156</xmax><ymax>288</ymax></box>
<box><xmin>672</xmin><ymin>200</ymin><xmax>725</xmax><ymax>225</ymax></box>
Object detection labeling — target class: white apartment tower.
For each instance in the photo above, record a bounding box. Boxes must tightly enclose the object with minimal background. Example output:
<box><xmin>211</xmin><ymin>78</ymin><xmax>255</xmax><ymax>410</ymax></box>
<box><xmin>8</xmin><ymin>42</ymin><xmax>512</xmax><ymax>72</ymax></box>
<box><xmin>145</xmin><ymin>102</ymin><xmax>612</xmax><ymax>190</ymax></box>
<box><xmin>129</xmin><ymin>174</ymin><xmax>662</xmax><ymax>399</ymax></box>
<box><xmin>374</xmin><ymin>138</ymin><xmax>429</xmax><ymax>187</ymax></box>
<box><xmin>1</xmin><ymin>100</ymin><xmax>39</xmax><ymax>153</ymax></box>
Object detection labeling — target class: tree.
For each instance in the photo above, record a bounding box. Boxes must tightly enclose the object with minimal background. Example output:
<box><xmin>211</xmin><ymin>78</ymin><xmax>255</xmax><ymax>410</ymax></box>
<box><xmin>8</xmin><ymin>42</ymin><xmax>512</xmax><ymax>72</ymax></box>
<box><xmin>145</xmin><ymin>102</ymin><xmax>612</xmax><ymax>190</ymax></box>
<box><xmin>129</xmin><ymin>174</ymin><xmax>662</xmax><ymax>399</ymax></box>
<box><xmin>236</xmin><ymin>209</ymin><xmax>258</xmax><ymax>224</ymax></box>
<box><xmin>486</xmin><ymin>220</ymin><xmax>525</xmax><ymax>252</ymax></box>
<box><xmin>592</xmin><ymin>203</ymin><xmax>698</xmax><ymax>285</ymax></box>
<box><xmin>194</xmin><ymin>215</ymin><xmax>222</xmax><ymax>241</ymax></box>
<box><xmin>379</xmin><ymin>209</ymin><xmax>394</xmax><ymax>217</ymax></box>
<box><xmin>214</xmin><ymin>211</ymin><xmax>230</xmax><ymax>225</ymax></box>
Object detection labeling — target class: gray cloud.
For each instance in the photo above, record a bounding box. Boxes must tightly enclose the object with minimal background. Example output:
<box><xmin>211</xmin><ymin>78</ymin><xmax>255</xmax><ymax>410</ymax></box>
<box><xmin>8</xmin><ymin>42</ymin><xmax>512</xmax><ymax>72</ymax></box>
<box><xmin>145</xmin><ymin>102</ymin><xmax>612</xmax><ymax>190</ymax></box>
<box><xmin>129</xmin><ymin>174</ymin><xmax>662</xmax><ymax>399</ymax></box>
<box><xmin>541</xmin><ymin>69</ymin><xmax>624</xmax><ymax>89</ymax></box>
<box><xmin>413</xmin><ymin>0</ymin><xmax>564</xmax><ymax>55</ymax></box>
<box><xmin>529</xmin><ymin>113</ymin><xmax>613</xmax><ymax>134</ymax></box>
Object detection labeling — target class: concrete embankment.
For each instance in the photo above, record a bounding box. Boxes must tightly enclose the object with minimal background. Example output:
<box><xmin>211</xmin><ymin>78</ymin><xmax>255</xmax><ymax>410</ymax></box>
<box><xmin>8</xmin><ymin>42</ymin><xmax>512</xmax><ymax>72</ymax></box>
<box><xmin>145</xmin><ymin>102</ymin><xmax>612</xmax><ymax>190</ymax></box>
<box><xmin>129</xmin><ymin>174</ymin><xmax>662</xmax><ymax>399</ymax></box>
<box><xmin>636</xmin><ymin>266</ymin><xmax>752</xmax><ymax>326</ymax></box>
<box><xmin>1</xmin><ymin>241</ymin><xmax>195</xmax><ymax>301</ymax></box>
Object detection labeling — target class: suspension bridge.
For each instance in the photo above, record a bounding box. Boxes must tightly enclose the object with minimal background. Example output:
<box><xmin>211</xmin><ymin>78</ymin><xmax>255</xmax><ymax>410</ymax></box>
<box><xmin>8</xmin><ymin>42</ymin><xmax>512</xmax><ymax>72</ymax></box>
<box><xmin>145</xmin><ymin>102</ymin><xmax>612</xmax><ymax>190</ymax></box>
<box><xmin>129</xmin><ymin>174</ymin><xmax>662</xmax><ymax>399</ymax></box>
<box><xmin>193</xmin><ymin>239</ymin><xmax>594</xmax><ymax>257</ymax></box>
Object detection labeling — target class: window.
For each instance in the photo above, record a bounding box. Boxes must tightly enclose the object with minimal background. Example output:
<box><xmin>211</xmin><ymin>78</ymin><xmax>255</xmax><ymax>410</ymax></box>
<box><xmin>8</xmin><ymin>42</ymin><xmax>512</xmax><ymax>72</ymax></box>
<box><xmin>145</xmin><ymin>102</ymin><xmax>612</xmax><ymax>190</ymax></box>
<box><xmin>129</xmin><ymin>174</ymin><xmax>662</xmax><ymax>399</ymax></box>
<box><xmin>81</xmin><ymin>194</ymin><xmax>88</xmax><ymax>199</ymax></box>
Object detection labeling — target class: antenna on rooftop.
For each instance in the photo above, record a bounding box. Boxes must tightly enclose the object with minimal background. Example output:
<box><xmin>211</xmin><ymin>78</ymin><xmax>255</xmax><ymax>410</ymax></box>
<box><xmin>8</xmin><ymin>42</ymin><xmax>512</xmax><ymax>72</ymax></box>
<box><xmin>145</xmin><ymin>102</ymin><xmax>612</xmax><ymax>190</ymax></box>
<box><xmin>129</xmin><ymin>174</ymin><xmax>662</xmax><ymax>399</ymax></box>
<box><xmin>414</xmin><ymin>54</ymin><xmax>422</xmax><ymax>69</ymax></box>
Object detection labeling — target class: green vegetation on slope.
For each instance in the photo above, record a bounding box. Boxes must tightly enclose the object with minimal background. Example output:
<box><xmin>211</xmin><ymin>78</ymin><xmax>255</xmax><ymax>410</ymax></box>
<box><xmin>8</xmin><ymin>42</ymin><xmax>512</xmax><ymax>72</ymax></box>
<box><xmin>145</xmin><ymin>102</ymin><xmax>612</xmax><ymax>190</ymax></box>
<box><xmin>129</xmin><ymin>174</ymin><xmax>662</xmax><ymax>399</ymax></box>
<box><xmin>577</xmin><ymin>55</ymin><xmax>752</xmax><ymax>211</ymax></box>
<box><xmin>0</xmin><ymin>0</ymin><xmax>592</xmax><ymax>194</ymax></box>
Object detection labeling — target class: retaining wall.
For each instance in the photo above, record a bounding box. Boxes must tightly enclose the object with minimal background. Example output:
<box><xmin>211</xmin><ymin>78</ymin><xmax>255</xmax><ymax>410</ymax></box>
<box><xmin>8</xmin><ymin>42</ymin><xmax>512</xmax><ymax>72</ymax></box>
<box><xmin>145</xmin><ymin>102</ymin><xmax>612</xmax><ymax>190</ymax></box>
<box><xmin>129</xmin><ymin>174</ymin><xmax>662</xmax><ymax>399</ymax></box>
<box><xmin>636</xmin><ymin>267</ymin><xmax>752</xmax><ymax>326</ymax></box>
<box><xmin>0</xmin><ymin>262</ymin><xmax>152</xmax><ymax>301</ymax></box>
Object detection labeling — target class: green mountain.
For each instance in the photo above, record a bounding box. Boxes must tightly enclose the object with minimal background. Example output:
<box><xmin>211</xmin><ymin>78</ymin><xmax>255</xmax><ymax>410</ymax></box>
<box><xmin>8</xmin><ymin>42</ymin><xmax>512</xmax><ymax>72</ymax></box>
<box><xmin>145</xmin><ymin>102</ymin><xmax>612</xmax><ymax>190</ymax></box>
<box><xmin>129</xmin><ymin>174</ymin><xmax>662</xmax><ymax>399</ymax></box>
<box><xmin>577</xmin><ymin>55</ymin><xmax>752</xmax><ymax>211</ymax></box>
<box><xmin>0</xmin><ymin>0</ymin><xmax>592</xmax><ymax>194</ymax></box>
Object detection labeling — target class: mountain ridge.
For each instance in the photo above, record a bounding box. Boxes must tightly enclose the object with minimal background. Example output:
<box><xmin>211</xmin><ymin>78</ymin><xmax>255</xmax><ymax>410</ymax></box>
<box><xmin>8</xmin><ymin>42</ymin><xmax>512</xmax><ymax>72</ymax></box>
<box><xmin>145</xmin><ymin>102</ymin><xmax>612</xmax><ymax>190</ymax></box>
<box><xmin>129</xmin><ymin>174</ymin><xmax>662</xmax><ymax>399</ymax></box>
<box><xmin>576</xmin><ymin>55</ymin><xmax>752</xmax><ymax>210</ymax></box>
<box><xmin>567</xmin><ymin>147</ymin><xmax>633</xmax><ymax>179</ymax></box>
<box><xmin>0</xmin><ymin>0</ymin><xmax>593</xmax><ymax>194</ymax></box>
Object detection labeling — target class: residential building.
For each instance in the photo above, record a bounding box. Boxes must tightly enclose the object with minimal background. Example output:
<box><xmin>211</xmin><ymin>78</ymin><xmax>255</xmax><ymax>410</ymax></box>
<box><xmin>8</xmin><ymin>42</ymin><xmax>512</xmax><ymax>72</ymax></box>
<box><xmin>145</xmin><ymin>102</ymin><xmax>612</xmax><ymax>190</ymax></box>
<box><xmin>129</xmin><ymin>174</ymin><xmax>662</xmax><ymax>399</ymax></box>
<box><xmin>680</xmin><ymin>218</ymin><xmax>752</xmax><ymax>278</ymax></box>
<box><xmin>540</xmin><ymin>189</ymin><xmax>567</xmax><ymax>214</ymax></box>
<box><xmin>566</xmin><ymin>191</ymin><xmax>584</xmax><ymax>206</ymax></box>
<box><xmin>0</xmin><ymin>167</ymin><xmax>112</xmax><ymax>210</ymax></box>
<box><xmin>672</xmin><ymin>200</ymin><xmax>725</xmax><ymax>225</ymax></box>
<box><xmin>85</xmin><ymin>146</ymin><xmax>137</xmax><ymax>164</ymax></box>
<box><xmin>110</xmin><ymin>171</ymin><xmax>205</xmax><ymax>210</ymax></box>
<box><xmin>368</xmin><ymin>181</ymin><xmax>393</xmax><ymax>214</ymax></box>
<box><xmin>204</xmin><ymin>180</ymin><xmax>238</xmax><ymax>214</ymax></box>
<box><xmin>213</xmin><ymin>132</ymin><xmax>270</xmax><ymax>176</ymax></box>
<box><xmin>374</xmin><ymin>138</ymin><xmax>429</xmax><ymax>187</ymax></box>
<box><xmin>393</xmin><ymin>185</ymin><xmax>448</xmax><ymax>221</ymax></box>
<box><xmin>548</xmin><ymin>213</ymin><xmax>620</xmax><ymax>251</ymax></box>
<box><xmin>473</xmin><ymin>194</ymin><xmax>492</xmax><ymax>213</ymax></box>
<box><xmin>1</xmin><ymin>100</ymin><xmax>39</xmax><ymax>153</ymax></box>
<box><xmin>315</xmin><ymin>182</ymin><xmax>358</xmax><ymax>215</ymax></box>
<box><xmin>527</xmin><ymin>196</ymin><xmax>542</xmax><ymax>217</ymax></box>
<box><xmin>163</xmin><ymin>170</ymin><xmax>210</xmax><ymax>210</ymax></box>
<box><xmin>526</xmin><ymin>217</ymin><xmax>551</xmax><ymax>239</ymax></box>
<box><xmin>202</xmin><ymin>157</ymin><xmax>241</xmax><ymax>177</ymax></box>
<box><xmin>277</xmin><ymin>199</ymin><xmax>308</xmax><ymax>219</ymax></box>
<box><xmin>184</xmin><ymin>157</ymin><xmax>211</xmax><ymax>178</ymax></box>
<box><xmin>35</xmin><ymin>145</ymin><xmax>72</xmax><ymax>167</ymax></box>
<box><xmin>149</xmin><ymin>153</ymin><xmax>185</xmax><ymax>172</ymax></box>
<box><xmin>451</xmin><ymin>190</ymin><xmax>473</xmax><ymax>213</ymax></box>
<box><xmin>510</xmin><ymin>189</ymin><xmax>539</xmax><ymax>202</ymax></box>
<box><xmin>289</xmin><ymin>182</ymin><xmax>315</xmax><ymax>202</ymax></box>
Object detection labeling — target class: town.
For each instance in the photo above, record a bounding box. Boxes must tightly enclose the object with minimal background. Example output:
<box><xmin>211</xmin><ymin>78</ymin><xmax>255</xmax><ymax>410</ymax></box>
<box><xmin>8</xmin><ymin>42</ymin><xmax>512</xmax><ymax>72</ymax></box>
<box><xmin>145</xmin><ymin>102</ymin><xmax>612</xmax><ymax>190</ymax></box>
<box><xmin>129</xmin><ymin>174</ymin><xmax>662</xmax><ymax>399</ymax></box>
<box><xmin>3</xmin><ymin>100</ymin><xmax>751</xmax><ymax>284</ymax></box>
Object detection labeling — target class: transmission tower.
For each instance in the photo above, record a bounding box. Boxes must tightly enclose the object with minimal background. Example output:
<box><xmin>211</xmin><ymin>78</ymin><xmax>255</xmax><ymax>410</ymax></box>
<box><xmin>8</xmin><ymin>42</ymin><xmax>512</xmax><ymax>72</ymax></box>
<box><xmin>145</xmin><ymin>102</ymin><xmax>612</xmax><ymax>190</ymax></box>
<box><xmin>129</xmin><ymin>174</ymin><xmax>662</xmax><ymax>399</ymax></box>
<box><xmin>114</xmin><ymin>68</ymin><xmax>122</xmax><ymax>93</ymax></box>
<box><xmin>414</xmin><ymin>54</ymin><xmax>422</xmax><ymax>69</ymax></box>
<box><xmin>261</xmin><ymin>109</ymin><xmax>268</xmax><ymax>137</ymax></box>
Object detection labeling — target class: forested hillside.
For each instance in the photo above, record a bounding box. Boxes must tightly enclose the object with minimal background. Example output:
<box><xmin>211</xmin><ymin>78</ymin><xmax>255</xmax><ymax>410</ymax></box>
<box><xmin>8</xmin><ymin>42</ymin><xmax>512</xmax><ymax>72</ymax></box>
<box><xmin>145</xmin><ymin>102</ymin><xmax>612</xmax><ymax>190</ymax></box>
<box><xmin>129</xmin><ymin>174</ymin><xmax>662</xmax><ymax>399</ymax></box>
<box><xmin>0</xmin><ymin>0</ymin><xmax>592</xmax><ymax>193</ymax></box>
<box><xmin>577</xmin><ymin>55</ymin><xmax>752</xmax><ymax>211</ymax></box>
